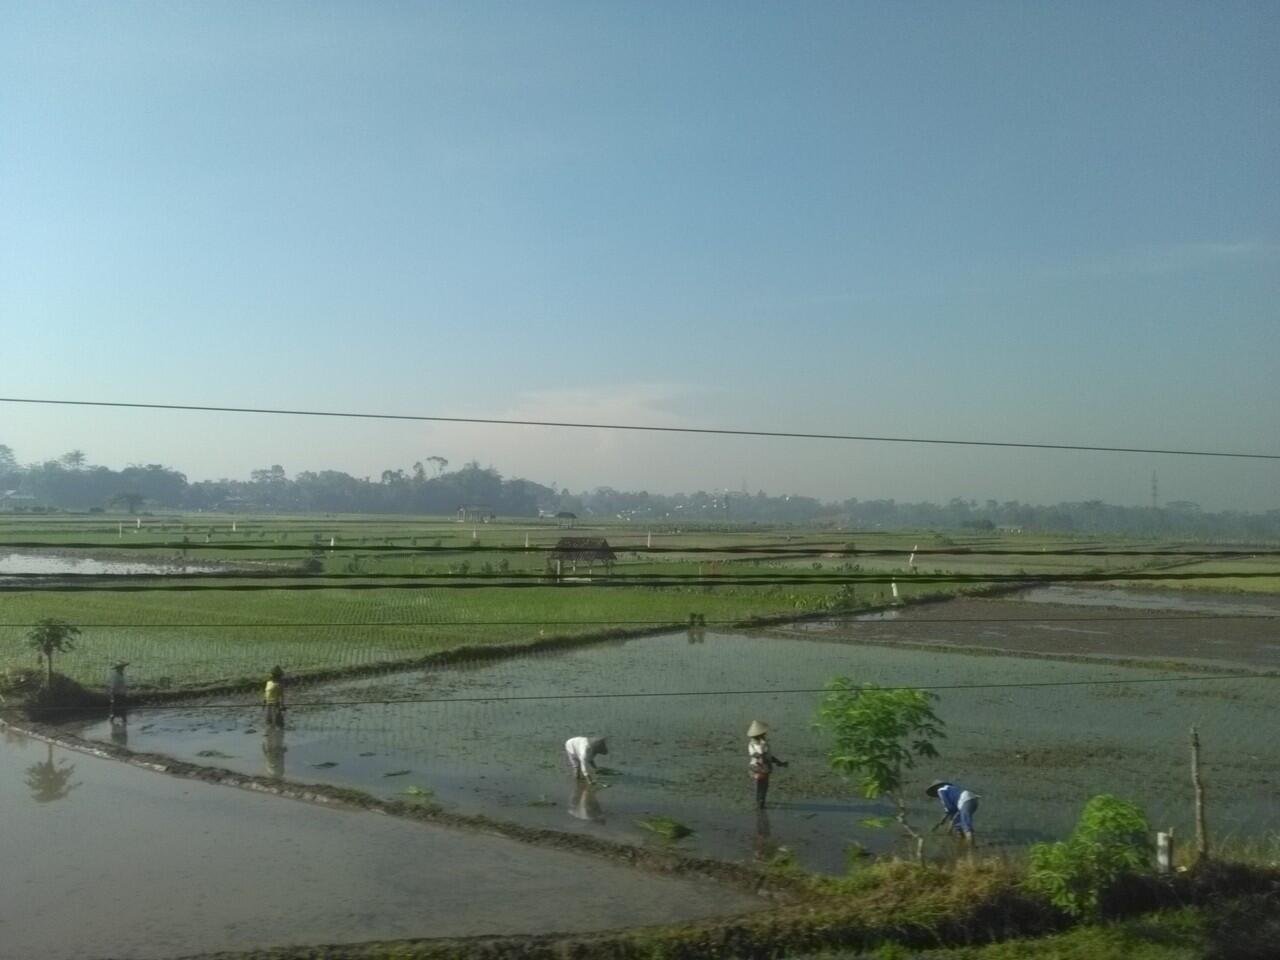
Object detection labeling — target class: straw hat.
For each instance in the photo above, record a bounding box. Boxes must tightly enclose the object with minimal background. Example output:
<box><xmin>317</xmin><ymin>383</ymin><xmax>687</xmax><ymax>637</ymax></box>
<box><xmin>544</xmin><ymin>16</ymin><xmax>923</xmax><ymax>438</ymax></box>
<box><xmin>111</xmin><ymin>660</ymin><xmax>130</xmax><ymax>670</ymax></box>
<box><xmin>747</xmin><ymin>720</ymin><xmax>769</xmax><ymax>738</ymax></box>
<box><xmin>925</xmin><ymin>780</ymin><xmax>949</xmax><ymax>797</ymax></box>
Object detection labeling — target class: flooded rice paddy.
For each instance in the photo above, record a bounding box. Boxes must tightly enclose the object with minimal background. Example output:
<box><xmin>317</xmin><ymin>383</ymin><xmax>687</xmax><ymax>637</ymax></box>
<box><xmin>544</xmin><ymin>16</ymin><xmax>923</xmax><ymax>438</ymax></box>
<box><xmin>82</xmin><ymin>590</ymin><xmax>1280</xmax><ymax>874</ymax></box>
<box><xmin>0</xmin><ymin>551</ymin><xmax>224</xmax><ymax>577</ymax></box>
<box><xmin>0</xmin><ymin>730</ymin><xmax>756</xmax><ymax>960</ymax></box>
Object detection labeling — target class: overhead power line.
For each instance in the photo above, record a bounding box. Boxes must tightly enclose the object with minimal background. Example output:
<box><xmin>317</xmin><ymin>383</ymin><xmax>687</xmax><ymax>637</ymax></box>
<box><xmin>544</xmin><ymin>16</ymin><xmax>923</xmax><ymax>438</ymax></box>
<box><xmin>30</xmin><ymin>672</ymin><xmax>1277</xmax><ymax>715</ymax></box>
<box><xmin>1</xmin><ymin>613</ymin><xmax>1276</xmax><ymax>628</ymax></box>
<box><xmin>3</xmin><ymin>568</ymin><xmax>1276</xmax><ymax>586</ymax></box>
<box><xmin>4</xmin><ymin>396</ymin><xmax>1278</xmax><ymax>460</ymax></box>
<box><xmin>2</xmin><ymin>539</ymin><xmax>1277</xmax><ymax>558</ymax></box>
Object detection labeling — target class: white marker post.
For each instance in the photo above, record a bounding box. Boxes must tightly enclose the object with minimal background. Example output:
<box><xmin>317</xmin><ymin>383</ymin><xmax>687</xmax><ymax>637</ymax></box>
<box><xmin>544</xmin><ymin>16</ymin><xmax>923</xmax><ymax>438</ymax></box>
<box><xmin>525</xmin><ymin>533</ymin><xmax>530</xmax><ymax>549</ymax></box>
<box><xmin>118</xmin><ymin>523</ymin><xmax>123</xmax><ymax>537</ymax></box>
<box><xmin>136</xmin><ymin>517</ymin><xmax>141</xmax><ymax>529</ymax></box>
<box><xmin>1156</xmin><ymin>831</ymin><xmax>1176</xmax><ymax>874</ymax></box>
<box><xmin>232</xmin><ymin>521</ymin><xmax>237</xmax><ymax>533</ymax></box>
<box><xmin>891</xmin><ymin>580</ymin><xmax>900</xmax><ymax>601</ymax></box>
<box><xmin>908</xmin><ymin>544</ymin><xmax>917</xmax><ymax>568</ymax></box>
<box><xmin>330</xmin><ymin>536</ymin><xmax>335</xmax><ymax>548</ymax></box>
<box><xmin>647</xmin><ymin>530</ymin><xmax>652</xmax><ymax>549</ymax></box>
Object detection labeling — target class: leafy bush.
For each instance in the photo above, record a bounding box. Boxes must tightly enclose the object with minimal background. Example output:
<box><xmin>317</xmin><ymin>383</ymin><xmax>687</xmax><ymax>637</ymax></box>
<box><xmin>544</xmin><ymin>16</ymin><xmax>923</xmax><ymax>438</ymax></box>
<box><xmin>1027</xmin><ymin>794</ymin><xmax>1152</xmax><ymax>918</ymax></box>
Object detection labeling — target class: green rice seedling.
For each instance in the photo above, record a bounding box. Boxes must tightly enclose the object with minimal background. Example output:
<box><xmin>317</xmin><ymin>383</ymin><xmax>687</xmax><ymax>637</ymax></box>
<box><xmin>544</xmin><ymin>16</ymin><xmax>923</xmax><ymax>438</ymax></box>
<box><xmin>637</xmin><ymin>814</ymin><xmax>693</xmax><ymax>841</ymax></box>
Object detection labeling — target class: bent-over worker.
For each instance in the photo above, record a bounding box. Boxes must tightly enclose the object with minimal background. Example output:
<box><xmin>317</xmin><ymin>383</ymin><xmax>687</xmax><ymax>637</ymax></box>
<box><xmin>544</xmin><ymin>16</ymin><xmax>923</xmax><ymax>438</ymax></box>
<box><xmin>927</xmin><ymin>780</ymin><xmax>980</xmax><ymax>841</ymax></box>
<box><xmin>564</xmin><ymin>735</ymin><xmax>608</xmax><ymax>783</ymax></box>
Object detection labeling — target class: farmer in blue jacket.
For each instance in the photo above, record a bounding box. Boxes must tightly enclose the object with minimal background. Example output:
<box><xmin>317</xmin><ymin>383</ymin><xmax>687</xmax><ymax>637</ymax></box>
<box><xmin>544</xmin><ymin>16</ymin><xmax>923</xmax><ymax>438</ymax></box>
<box><xmin>927</xmin><ymin>780</ymin><xmax>980</xmax><ymax>842</ymax></box>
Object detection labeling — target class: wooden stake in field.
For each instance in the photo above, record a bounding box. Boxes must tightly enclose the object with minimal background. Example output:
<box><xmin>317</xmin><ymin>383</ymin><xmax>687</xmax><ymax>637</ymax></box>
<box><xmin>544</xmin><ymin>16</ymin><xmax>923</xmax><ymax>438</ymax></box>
<box><xmin>1191</xmin><ymin>725</ymin><xmax>1210</xmax><ymax>861</ymax></box>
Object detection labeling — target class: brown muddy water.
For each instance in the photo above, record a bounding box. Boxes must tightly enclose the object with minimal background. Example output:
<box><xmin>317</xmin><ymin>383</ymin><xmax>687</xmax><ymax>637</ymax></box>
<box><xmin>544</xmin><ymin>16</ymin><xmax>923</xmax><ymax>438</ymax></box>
<box><xmin>0</xmin><ymin>730</ymin><xmax>757</xmax><ymax>960</ymax></box>
<box><xmin>80</xmin><ymin>591</ymin><xmax>1280</xmax><ymax>875</ymax></box>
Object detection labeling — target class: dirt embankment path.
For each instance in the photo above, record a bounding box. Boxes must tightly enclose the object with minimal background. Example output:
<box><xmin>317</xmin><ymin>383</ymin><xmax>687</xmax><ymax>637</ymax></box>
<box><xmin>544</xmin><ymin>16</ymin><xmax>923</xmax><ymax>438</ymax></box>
<box><xmin>0</xmin><ymin>733</ymin><xmax>758</xmax><ymax>960</ymax></box>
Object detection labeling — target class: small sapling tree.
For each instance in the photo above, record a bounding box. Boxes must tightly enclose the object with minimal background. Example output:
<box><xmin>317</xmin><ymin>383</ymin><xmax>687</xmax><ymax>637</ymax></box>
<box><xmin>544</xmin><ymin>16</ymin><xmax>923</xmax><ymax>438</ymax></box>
<box><xmin>1027</xmin><ymin>794</ymin><xmax>1151</xmax><ymax>918</ymax></box>
<box><xmin>26</xmin><ymin>617</ymin><xmax>81</xmax><ymax>688</ymax></box>
<box><xmin>816</xmin><ymin>677</ymin><xmax>945</xmax><ymax>860</ymax></box>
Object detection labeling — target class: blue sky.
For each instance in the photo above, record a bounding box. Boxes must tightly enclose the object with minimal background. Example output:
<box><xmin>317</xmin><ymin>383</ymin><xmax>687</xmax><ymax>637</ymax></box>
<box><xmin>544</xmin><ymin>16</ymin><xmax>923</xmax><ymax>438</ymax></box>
<box><xmin>2</xmin><ymin>2</ymin><xmax>1277</xmax><ymax>508</ymax></box>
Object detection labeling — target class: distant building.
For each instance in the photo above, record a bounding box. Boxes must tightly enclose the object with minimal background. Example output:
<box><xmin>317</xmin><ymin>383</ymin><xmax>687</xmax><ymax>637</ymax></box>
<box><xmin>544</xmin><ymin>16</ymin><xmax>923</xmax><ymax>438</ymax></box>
<box><xmin>458</xmin><ymin>505</ymin><xmax>495</xmax><ymax>522</ymax></box>
<box><xmin>548</xmin><ymin>537</ymin><xmax>615</xmax><ymax>575</ymax></box>
<box><xmin>0</xmin><ymin>491</ymin><xmax>38</xmax><ymax>511</ymax></box>
<box><xmin>554</xmin><ymin>511</ymin><xmax>578</xmax><ymax>528</ymax></box>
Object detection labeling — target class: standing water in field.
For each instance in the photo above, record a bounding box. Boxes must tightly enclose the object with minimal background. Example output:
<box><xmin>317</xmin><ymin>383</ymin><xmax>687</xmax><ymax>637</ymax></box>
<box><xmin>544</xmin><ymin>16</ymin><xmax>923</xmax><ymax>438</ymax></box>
<box><xmin>0</xmin><ymin>730</ymin><xmax>755</xmax><ymax>960</ymax></box>
<box><xmin>81</xmin><ymin>595</ymin><xmax>1280</xmax><ymax>873</ymax></box>
<box><xmin>0</xmin><ymin>552</ymin><xmax>224</xmax><ymax>576</ymax></box>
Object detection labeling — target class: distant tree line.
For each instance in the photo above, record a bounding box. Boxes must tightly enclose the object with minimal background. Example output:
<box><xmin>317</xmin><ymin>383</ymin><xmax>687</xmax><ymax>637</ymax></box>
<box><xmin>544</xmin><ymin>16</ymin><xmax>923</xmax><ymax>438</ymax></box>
<box><xmin>1</xmin><ymin>442</ymin><xmax>1278</xmax><ymax>539</ymax></box>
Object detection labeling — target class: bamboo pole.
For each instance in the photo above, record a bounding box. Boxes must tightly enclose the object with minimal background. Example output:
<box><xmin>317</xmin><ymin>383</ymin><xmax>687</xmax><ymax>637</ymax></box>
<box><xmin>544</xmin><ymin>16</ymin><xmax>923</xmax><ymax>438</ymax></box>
<box><xmin>1191</xmin><ymin>725</ymin><xmax>1209</xmax><ymax>861</ymax></box>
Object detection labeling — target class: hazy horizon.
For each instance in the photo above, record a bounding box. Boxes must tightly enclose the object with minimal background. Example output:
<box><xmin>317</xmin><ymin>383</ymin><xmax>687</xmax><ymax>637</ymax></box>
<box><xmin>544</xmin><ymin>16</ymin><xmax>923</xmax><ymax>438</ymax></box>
<box><xmin>2</xmin><ymin>413</ymin><xmax>1274</xmax><ymax>512</ymax></box>
<box><xmin>3</xmin><ymin>3</ymin><xmax>1277</xmax><ymax>511</ymax></box>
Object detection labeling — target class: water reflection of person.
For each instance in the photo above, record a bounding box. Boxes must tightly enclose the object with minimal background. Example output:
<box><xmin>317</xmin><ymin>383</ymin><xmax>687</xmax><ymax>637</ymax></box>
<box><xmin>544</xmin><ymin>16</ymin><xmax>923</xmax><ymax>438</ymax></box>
<box><xmin>263</xmin><ymin>727</ymin><xmax>286</xmax><ymax>780</ymax></box>
<box><xmin>567</xmin><ymin>781</ymin><xmax>605</xmax><ymax>823</ymax></box>
<box><xmin>109</xmin><ymin>722</ymin><xmax>129</xmax><ymax>748</ymax></box>
<box><xmin>25</xmin><ymin>742</ymin><xmax>81</xmax><ymax>803</ymax></box>
<box><xmin>752</xmin><ymin>809</ymin><xmax>780</xmax><ymax>862</ymax></box>
<box><xmin>687</xmin><ymin>613</ymin><xmax>706</xmax><ymax>644</ymax></box>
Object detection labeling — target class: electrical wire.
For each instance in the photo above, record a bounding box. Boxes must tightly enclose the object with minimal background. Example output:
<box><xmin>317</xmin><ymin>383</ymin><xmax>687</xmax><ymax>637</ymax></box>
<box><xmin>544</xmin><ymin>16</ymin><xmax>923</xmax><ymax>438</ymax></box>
<box><xmin>4</xmin><ymin>396</ymin><xmax>1279</xmax><ymax>459</ymax></box>
<box><xmin>1</xmin><ymin>613</ymin><xmax>1276</xmax><ymax>628</ymax></box>
<box><xmin>4</xmin><ymin>569</ymin><xmax>1278</xmax><ymax>591</ymax></box>
<box><xmin>29</xmin><ymin>671</ymin><xmax>1278</xmax><ymax>716</ymax></box>
<box><xmin>3</xmin><ymin>539</ymin><xmax>1277</xmax><ymax>557</ymax></box>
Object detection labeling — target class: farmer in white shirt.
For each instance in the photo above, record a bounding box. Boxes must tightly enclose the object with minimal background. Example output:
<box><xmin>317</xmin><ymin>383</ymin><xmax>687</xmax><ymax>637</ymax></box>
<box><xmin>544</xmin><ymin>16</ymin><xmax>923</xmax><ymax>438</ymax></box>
<box><xmin>106</xmin><ymin>661</ymin><xmax>129</xmax><ymax>725</ymax></box>
<box><xmin>564</xmin><ymin>735</ymin><xmax>608</xmax><ymax>783</ymax></box>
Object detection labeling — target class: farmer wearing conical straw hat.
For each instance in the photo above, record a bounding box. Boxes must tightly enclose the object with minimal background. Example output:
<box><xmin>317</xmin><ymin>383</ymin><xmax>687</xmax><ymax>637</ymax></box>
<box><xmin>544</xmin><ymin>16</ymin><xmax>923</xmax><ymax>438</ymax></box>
<box><xmin>747</xmin><ymin>720</ymin><xmax>787</xmax><ymax>809</ymax></box>
<box><xmin>107</xmin><ymin>661</ymin><xmax>130</xmax><ymax>726</ymax></box>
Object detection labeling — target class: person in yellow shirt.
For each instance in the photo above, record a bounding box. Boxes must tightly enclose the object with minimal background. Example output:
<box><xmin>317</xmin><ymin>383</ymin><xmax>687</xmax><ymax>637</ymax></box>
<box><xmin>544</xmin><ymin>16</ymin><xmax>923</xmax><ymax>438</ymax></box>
<box><xmin>263</xmin><ymin>665</ymin><xmax>285</xmax><ymax>729</ymax></box>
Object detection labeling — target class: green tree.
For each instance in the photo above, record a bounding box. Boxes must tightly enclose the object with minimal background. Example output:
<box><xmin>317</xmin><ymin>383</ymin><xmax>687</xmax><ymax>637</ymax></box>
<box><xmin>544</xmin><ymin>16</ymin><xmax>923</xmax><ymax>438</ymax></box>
<box><xmin>59</xmin><ymin>449</ymin><xmax>87</xmax><ymax>470</ymax></box>
<box><xmin>1027</xmin><ymin>795</ymin><xmax>1151</xmax><ymax>919</ymax></box>
<box><xmin>26</xmin><ymin>617</ymin><xmax>81</xmax><ymax>688</ymax></box>
<box><xmin>816</xmin><ymin>678</ymin><xmax>945</xmax><ymax>858</ymax></box>
<box><xmin>109</xmin><ymin>491</ymin><xmax>145</xmax><ymax>514</ymax></box>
